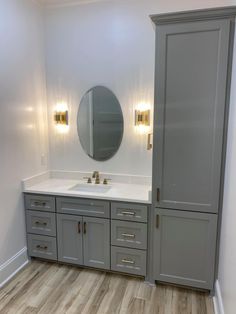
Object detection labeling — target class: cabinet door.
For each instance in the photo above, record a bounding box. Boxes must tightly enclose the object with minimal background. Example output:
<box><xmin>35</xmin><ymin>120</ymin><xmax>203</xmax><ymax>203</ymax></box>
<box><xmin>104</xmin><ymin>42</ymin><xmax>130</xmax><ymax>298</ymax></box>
<box><xmin>153</xmin><ymin>19</ymin><xmax>230</xmax><ymax>213</ymax></box>
<box><xmin>153</xmin><ymin>208</ymin><xmax>217</xmax><ymax>290</ymax></box>
<box><xmin>83</xmin><ymin>217</ymin><xmax>110</xmax><ymax>270</ymax></box>
<box><xmin>57</xmin><ymin>214</ymin><xmax>83</xmax><ymax>265</ymax></box>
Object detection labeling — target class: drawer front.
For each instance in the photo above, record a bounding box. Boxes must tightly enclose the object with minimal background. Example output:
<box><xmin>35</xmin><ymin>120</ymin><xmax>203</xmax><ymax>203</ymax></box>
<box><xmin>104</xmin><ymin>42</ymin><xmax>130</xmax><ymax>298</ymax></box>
<box><xmin>26</xmin><ymin>210</ymin><xmax>56</xmax><ymax>236</ymax></box>
<box><xmin>111</xmin><ymin>246</ymin><xmax>146</xmax><ymax>276</ymax></box>
<box><xmin>111</xmin><ymin>220</ymin><xmax>147</xmax><ymax>250</ymax></box>
<box><xmin>57</xmin><ymin>197</ymin><xmax>110</xmax><ymax>218</ymax></box>
<box><xmin>111</xmin><ymin>202</ymin><xmax>147</xmax><ymax>223</ymax></box>
<box><xmin>27</xmin><ymin>234</ymin><xmax>57</xmax><ymax>261</ymax></box>
<box><xmin>25</xmin><ymin>194</ymin><xmax>55</xmax><ymax>212</ymax></box>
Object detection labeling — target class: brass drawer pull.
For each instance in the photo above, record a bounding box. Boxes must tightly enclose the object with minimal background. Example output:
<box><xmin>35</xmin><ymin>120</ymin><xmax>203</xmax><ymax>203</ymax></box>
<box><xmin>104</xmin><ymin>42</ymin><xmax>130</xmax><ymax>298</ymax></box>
<box><xmin>121</xmin><ymin>258</ymin><xmax>135</xmax><ymax>265</ymax></box>
<box><xmin>122</xmin><ymin>233</ymin><xmax>135</xmax><ymax>238</ymax></box>
<box><xmin>34</xmin><ymin>201</ymin><xmax>46</xmax><ymax>207</ymax></box>
<box><xmin>121</xmin><ymin>211</ymin><xmax>135</xmax><ymax>216</ymax></box>
<box><xmin>35</xmin><ymin>221</ymin><xmax>47</xmax><ymax>226</ymax></box>
<box><xmin>156</xmin><ymin>215</ymin><xmax>160</xmax><ymax>228</ymax></box>
<box><xmin>36</xmin><ymin>245</ymin><xmax>48</xmax><ymax>250</ymax></box>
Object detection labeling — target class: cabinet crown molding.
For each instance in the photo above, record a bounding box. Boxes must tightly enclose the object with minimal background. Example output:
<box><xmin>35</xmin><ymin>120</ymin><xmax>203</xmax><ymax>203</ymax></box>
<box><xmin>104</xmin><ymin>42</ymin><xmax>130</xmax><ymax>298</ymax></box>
<box><xmin>150</xmin><ymin>6</ymin><xmax>236</xmax><ymax>25</ymax></box>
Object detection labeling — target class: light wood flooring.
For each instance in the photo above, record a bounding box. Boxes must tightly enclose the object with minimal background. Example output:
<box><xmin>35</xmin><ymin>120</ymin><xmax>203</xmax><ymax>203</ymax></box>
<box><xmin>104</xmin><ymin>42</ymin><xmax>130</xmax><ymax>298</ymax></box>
<box><xmin>0</xmin><ymin>260</ymin><xmax>214</xmax><ymax>314</ymax></box>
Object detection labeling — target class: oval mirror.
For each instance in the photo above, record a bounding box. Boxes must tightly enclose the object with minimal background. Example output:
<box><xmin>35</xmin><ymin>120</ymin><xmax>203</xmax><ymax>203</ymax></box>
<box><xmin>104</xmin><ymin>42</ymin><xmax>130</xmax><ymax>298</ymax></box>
<box><xmin>77</xmin><ymin>86</ymin><xmax>124</xmax><ymax>161</ymax></box>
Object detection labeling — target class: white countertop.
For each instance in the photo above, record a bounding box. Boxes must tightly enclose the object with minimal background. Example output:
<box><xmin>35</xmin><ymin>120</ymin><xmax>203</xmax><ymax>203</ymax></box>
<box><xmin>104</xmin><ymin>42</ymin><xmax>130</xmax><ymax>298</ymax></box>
<box><xmin>23</xmin><ymin>178</ymin><xmax>152</xmax><ymax>204</ymax></box>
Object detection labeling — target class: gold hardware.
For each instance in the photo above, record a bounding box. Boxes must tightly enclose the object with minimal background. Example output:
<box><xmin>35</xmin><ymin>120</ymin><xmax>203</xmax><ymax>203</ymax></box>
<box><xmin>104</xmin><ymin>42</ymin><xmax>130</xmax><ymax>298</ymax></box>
<box><xmin>84</xmin><ymin>222</ymin><xmax>87</xmax><ymax>234</ymax></box>
<box><xmin>135</xmin><ymin>110</ymin><xmax>150</xmax><ymax>126</ymax></box>
<box><xmin>157</xmin><ymin>188</ymin><xmax>160</xmax><ymax>202</ymax></box>
<box><xmin>122</xmin><ymin>233</ymin><xmax>135</xmax><ymax>238</ymax></box>
<box><xmin>36</xmin><ymin>245</ymin><xmax>48</xmax><ymax>250</ymax></box>
<box><xmin>103</xmin><ymin>178</ymin><xmax>111</xmax><ymax>185</ymax></box>
<box><xmin>92</xmin><ymin>171</ymin><xmax>99</xmax><ymax>178</ymax></box>
<box><xmin>78</xmin><ymin>221</ymin><xmax>81</xmax><ymax>234</ymax></box>
<box><xmin>34</xmin><ymin>201</ymin><xmax>46</xmax><ymax>207</ymax></box>
<box><xmin>156</xmin><ymin>215</ymin><xmax>160</xmax><ymax>228</ymax></box>
<box><xmin>147</xmin><ymin>133</ymin><xmax>153</xmax><ymax>150</ymax></box>
<box><xmin>83</xmin><ymin>177</ymin><xmax>92</xmax><ymax>184</ymax></box>
<box><xmin>54</xmin><ymin>111</ymin><xmax>68</xmax><ymax>125</ymax></box>
<box><xmin>121</xmin><ymin>211</ymin><xmax>135</xmax><ymax>216</ymax></box>
<box><xmin>121</xmin><ymin>258</ymin><xmax>135</xmax><ymax>264</ymax></box>
<box><xmin>35</xmin><ymin>221</ymin><xmax>47</xmax><ymax>226</ymax></box>
<box><xmin>94</xmin><ymin>173</ymin><xmax>100</xmax><ymax>184</ymax></box>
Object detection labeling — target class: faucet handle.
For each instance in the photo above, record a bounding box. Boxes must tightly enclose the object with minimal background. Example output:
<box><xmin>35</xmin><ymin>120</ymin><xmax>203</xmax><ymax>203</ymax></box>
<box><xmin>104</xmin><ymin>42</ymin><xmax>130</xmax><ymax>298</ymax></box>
<box><xmin>83</xmin><ymin>177</ymin><xmax>92</xmax><ymax>184</ymax></box>
<box><xmin>92</xmin><ymin>171</ymin><xmax>99</xmax><ymax>178</ymax></box>
<box><xmin>103</xmin><ymin>178</ymin><xmax>111</xmax><ymax>185</ymax></box>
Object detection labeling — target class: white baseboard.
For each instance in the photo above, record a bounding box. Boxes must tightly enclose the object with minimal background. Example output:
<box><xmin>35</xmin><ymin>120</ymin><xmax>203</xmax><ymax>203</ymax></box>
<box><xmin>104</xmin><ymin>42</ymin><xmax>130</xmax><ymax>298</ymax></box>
<box><xmin>0</xmin><ymin>247</ymin><xmax>29</xmax><ymax>288</ymax></box>
<box><xmin>213</xmin><ymin>280</ymin><xmax>225</xmax><ymax>314</ymax></box>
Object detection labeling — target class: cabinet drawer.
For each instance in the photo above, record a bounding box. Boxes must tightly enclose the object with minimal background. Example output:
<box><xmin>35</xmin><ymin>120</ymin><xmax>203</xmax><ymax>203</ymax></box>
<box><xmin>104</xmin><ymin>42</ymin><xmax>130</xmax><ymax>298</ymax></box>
<box><xmin>111</xmin><ymin>220</ymin><xmax>147</xmax><ymax>250</ymax></box>
<box><xmin>57</xmin><ymin>197</ymin><xmax>110</xmax><ymax>218</ymax></box>
<box><xmin>111</xmin><ymin>246</ymin><xmax>146</xmax><ymax>276</ymax></box>
<box><xmin>27</xmin><ymin>234</ymin><xmax>57</xmax><ymax>261</ymax></box>
<box><xmin>111</xmin><ymin>202</ymin><xmax>147</xmax><ymax>223</ymax></box>
<box><xmin>25</xmin><ymin>194</ymin><xmax>55</xmax><ymax>212</ymax></box>
<box><xmin>26</xmin><ymin>210</ymin><xmax>56</xmax><ymax>236</ymax></box>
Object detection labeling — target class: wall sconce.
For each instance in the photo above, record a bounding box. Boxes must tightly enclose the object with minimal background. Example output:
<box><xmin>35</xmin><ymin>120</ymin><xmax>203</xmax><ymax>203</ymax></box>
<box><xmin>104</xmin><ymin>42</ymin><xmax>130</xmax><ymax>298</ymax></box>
<box><xmin>54</xmin><ymin>102</ymin><xmax>69</xmax><ymax>134</ymax></box>
<box><xmin>134</xmin><ymin>107</ymin><xmax>152</xmax><ymax>150</ymax></box>
<box><xmin>54</xmin><ymin>111</ymin><xmax>68</xmax><ymax>125</ymax></box>
<box><xmin>135</xmin><ymin>110</ymin><xmax>150</xmax><ymax>126</ymax></box>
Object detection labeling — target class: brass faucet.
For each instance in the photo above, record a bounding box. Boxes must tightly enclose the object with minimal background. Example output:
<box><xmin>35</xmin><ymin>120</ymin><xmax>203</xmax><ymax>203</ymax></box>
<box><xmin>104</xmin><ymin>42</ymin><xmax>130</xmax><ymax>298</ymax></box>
<box><xmin>92</xmin><ymin>171</ymin><xmax>99</xmax><ymax>178</ymax></box>
<box><xmin>83</xmin><ymin>177</ymin><xmax>92</xmax><ymax>184</ymax></box>
<box><xmin>93</xmin><ymin>171</ymin><xmax>100</xmax><ymax>184</ymax></box>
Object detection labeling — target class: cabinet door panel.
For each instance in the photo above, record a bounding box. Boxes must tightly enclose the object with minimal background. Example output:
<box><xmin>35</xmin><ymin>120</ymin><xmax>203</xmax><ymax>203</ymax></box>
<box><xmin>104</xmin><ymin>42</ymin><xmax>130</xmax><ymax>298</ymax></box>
<box><xmin>83</xmin><ymin>217</ymin><xmax>110</xmax><ymax>270</ymax></box>
<box><xmin>153</xmin><ymin>208</ymin><xmax>217</xmax><ymax>289</ymax></box>
<box><xmin>57</xmin><ymin>214</ymin><xmax>83</xmax><ymax>265</ymax></box>
<box><xmin>153</xmin><ymin>19</ymin><xmax>230</xmax><ymax>212</ymax></box>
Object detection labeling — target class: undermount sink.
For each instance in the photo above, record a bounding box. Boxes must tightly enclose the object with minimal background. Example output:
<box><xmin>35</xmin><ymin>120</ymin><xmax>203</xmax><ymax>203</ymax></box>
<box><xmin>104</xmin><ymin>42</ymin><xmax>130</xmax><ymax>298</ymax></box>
<box><xmin>69</xmin><ymin>183</ymin><xmax>112</xmax><ymax>193</ymax></box>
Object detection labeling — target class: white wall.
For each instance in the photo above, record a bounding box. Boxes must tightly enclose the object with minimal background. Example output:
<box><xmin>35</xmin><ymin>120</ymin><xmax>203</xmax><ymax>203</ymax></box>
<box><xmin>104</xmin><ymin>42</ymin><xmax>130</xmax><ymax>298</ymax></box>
<box><xmin>45</xmin><ymin>0</ymin><xmax>232</xmax><ymax>176</ymax></box>
<box><xmin>217</xmin><ymin>27</ymin><xmax>236</xmax><ymax>314</ymax></box>
<box><xmin>0</xmin><ymin>0</ymin><xmax>48</xmax><ymax>268</ymax></box>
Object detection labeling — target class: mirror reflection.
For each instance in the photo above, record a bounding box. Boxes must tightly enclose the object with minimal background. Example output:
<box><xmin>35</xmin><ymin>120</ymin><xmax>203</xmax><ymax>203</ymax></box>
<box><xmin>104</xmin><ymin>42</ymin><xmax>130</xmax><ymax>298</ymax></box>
<box><xmin>77</xmin><ymin>86</ymin><xmax>124</xmax><ymax>161</ymax></box>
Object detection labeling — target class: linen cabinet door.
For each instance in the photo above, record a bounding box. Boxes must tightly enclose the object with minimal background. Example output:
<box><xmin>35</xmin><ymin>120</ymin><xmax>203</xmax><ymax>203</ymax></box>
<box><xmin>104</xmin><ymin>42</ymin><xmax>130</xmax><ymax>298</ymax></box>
<box><xmin>83</xmin><ymin>217</ymin><xmax>110</xmax><ymax>270</ymax></box>
<box><xmin>153</xmin><ymin>19</ymin><xmax>230</xmax><ymax>213</ymax></box>
<box><xmin>153</xmin><ymin>208</ymin><xmax>217</xmax><ymax>290</ymax></box>
<box><xmin>57</xmin><ymin>214</ymin><xmax>83</xmax><ymax>265</ymax></box>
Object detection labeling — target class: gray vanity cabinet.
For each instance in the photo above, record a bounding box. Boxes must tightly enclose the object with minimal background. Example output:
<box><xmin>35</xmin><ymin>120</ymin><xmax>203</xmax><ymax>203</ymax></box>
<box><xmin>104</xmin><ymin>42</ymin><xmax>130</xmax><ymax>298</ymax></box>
<box><xmin>153</xmin><ymin>208</ymin><xmax>218</xmax><ymax>289</ymax></box>
<box><xmin>57</xmin><ymin>214</ymin><xmax>110</xmax><ymax>269</ymax></box>
<box><xmin>83</xmin><ymin>217</ymin><xmax>110</xmax><ymax>269</ymax></box>
<box><xmin>57</xmin><ymin>214</ymin><xmax>83</xmax><ymax>265</ymax></box>
<box><xmin>25</xmin><ymin>194</ymin><xmax>148</xmax><ymax>276</ymax></box>
<box><xmin>152</xmin><ymin>17</ymin><xmax>231</xmax><ymax>213</ymax></box>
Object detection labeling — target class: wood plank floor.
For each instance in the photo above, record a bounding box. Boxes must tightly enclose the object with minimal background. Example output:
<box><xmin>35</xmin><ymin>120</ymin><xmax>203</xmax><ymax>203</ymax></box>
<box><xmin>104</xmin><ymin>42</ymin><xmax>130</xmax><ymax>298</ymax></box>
<box><xmin>0</xmin><ymin>260</ymin><xmax>214</xmax><ymax>314</ymax></box>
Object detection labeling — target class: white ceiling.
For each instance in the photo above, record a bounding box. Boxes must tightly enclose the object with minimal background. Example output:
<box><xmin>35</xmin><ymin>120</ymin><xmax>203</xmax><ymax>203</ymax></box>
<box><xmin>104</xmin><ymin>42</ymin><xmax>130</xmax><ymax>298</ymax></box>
<box><xmin>37</xmin><ymin>0</ymin><xmax>110</xmax><ymax>5</ymax></box>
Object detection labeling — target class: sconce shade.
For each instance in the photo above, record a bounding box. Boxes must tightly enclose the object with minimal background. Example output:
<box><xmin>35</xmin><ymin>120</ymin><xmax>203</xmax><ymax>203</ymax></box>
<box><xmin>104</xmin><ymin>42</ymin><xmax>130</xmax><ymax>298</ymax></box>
<box><xmin>135</xmin><ymin>110</ymin><xmax>150</xmax><ymax>126</ymax></box>
<box><xmin>54</xmin><ymin>111</ymin><xmax>68</xmax><ymax>125</ymax></box>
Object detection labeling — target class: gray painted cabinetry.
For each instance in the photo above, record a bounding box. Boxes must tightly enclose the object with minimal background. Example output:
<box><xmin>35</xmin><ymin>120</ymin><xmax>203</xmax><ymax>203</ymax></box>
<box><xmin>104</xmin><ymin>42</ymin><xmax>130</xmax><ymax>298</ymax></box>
<box><xmin>151</xmin><ymin>7</ymin><xmax>236</xmax><ymax>291</ymax></box>
<box><xmin>83</xmin><ymin>216</ymin><xmax>110</xmax><ymax>269</ymax></box>
<box><xmin>110</xmin><ymin>202</ymin><xmax>148</xmax><ymax>276</ymax></box>
<box><xmin>25</xmin><ymin>194</ymin><xmax>148</xmax><ymax>277</ymax></box>
<box><xmin>57</xmin><ymin>214</ymin><xmax>83</xmax><ymax>265</ymax></box>
<box><xmin>154</xmin><ymin>208</ymin><xmax>218</xmax><ymax>289</ymax></box>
